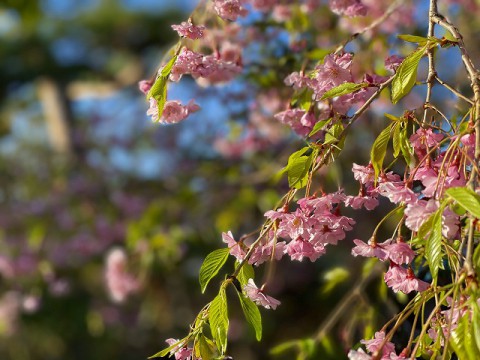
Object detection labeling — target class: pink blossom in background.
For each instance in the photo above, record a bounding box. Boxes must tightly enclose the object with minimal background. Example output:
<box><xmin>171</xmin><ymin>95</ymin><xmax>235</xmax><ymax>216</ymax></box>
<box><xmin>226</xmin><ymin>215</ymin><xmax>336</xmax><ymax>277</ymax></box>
<box><xmin>243</xmin><ymin>279</ymin><xmax>281</xmax><ymax>310</ymax></box>
<box><xmin>171</xmin><ymin>20</ymin><xmax>205</xmax><ymax>40</ymax></box>
<box><xmin>147</xmin><ymin>99</ymin><xmax>200</xmax><ymax>124</ymax></box>
<box><xmin>138</xmin><ymin>79</ymin><xmax>153</xmax><ymax>94</ymax></box>
<box><xmin>104</xmin><ymin>248</ymin><xmax>139</xmax><ymax>303</ymax></box>
<box><xmin>213</xmin><ymin>0</ymin><xmax>248</xmax><ymax>21</ymax></box>
<box><xmin>385</xmin><ymin>55</ymin><xmax>404</xmax><ymax>72</ymax></box>
<box><xmin>329</xmin><ymin>0</ymin><xmax>368</xmax><ymax>17</ymax></box>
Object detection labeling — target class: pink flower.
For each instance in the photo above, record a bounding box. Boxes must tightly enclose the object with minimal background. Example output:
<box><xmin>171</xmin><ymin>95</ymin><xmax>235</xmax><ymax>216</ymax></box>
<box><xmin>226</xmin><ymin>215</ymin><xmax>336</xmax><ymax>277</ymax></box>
<box><xmin>138</xmin><ymin>79</ymin><xmax>153</xmax><ymax>94</ymax></box>
<box><xmin>348</xmin><ymin>348</ymin><xmax>372</xmax><ymax>360</ymax></box>
<box><xmin>222</xmin><ymin>231</ymin><xmax>246</xmax><ymax>261</ymax></box>
<box><xmin>311</xmin><ymin>53</ymin><xmax>353</xmax><ymax>100</ymax></box>
<box><xmin>329</xmin><ymin>0</ymin><xmax>368</xmax><ymax>17</ymax></box>
<box><xmin>251</xmin><ymin>0</ymin><xmax>278</xmax><ymax>11</ymax></box>
<box><xmin>165</xmin><ymin>338</ymin><xmax>193</xmax><ymax>360</ymax></box>
<box><xmin>405</xmin><ymin>199</ymin><xmax>437</xmax><ymax>231</ymax></box>
<box><xmin>244</xmin><ymin>279</ymin><xmax>281</xmax><ymax>310</ymax></box>
<box><xmin>377</xmin><ymin>181</ymin><xmax>417</xmax><ymax>204</ymax></box>
<box><xmin>360</xmin><ymin>331</ymin><xmax>395</xmax><ymax>357</ymax></box>
<box><xmin>352</xmin><ymin>163</ymin><xmax>375</xmax><ymax>185</ymax></box>
<box><xmin>351</xmin><ymin>239</ymin><xmax>388</xmax><ymax>261</ymax></box>
<box><xmin>171</xmin><ymin>20</ymin><xmax>205</xmax><ymax>40</ymax></box>
<box><xmin>345</xmin><ymin>195</ymin><xmax>379</xmax><ymax>210</ymax></box>
<box><xmin>384</xmin><ymin>265</ymin><xmax>429</xmax><ymax>294</ymax></box>
<box><xmin>147</xmin><ymin>99</ymin><xmax>200</xmax><ymax>124</ymax></box>
<box><xmin>104</xmin><ymin>248</ymin><xmax>139</xmax><ymax>303</ymax></box>
<box><xmin>284</xmin><ymin>72</ymin><xmax>312</xmax><ymax>90</ymax></box>
<box><xmin>213</xmin><ymin>0</ymin><xmax>248</xmax><ymax>21</ymax></box>
<box><xmin>285</xmin><ymin>236</ymin><xmax>326</xmax><ymax>262</ymax></box>
<box><xmin>249</xmin><ymin>238</ymin><xmax>285</xmax><ymax>266</ymax></box>
<box><xmin>384</xmin><ymin>242</ymin><xmax>416</xmax><ymax>265</ymax></box>
<box><xmin>385</xmin><ymin>55</ymin><xmax>404</xmax><ymax>72</ymax></box>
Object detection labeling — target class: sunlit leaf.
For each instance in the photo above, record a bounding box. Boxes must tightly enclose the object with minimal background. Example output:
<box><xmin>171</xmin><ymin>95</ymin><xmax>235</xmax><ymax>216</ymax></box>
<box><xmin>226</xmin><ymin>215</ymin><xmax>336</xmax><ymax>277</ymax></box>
<box><xmin>446</xmin><ymin>187</ymin><xmax>480</xmax><ymax>219</ymax></box>
<box><xmin>209</xmin><ymin>289</ymin><xmax>229</xmax><ymax>354</ymax></box>
<box><xmin>320</xmin><ymin>82</ymin><xmax>368</xmax><ymax>100</ymax></box>
<box><xmin>237</xmin><ymin>291</ymin><xmax>262</xmax><ymax>341</ymax></box>
<box><xmin>370</xmin><ymin>123</ymin><xmax>393</xmax><ymax>180</ymax></box>
<box><xmin>391</xmin><ymin>44</ymin><xmax>427</xmax><ymax>104</ymax></box>
<box><xmin>199</xmin><ymin>248</ymin><xmax>230</xmax><ymax>293</ymax></box>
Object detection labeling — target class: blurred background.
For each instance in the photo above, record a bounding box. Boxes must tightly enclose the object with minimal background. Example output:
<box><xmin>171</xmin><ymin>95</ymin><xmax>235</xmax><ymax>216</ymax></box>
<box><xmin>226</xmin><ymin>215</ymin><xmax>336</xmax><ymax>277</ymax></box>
<box><xmin>1</xmin><ymin>0</ymin><xmax>479</xmax><ymax>359</ymax></box>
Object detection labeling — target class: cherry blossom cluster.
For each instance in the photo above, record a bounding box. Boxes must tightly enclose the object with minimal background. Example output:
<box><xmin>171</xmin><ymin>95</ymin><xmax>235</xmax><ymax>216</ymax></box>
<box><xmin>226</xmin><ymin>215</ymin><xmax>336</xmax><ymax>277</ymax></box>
<box><xmin>348</xmin><ymin>331</ymin><xmax>409</xmax><ymax>359</ymax></box>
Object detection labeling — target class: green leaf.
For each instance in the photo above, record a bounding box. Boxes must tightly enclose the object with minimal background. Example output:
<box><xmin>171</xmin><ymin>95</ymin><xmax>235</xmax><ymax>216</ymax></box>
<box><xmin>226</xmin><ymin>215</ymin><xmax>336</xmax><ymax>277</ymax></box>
<box><xmin>399</xmin><ymin>126</ymin><xmax>413</xmax><ymax>166</ymax></box>
<box><xmin>324</xmin><ymin>122</ymin><xmax>344</xmax><ymax>145</ymax></box>
<box><xmin>282</xmin><ymin>147</ymin><xmax>314</xmax><ymax>189</ymax></box>
<box><xmin>446</xmin><ymin>187</ymin><xmax>480</xmax><ymax>219</ymax></box>
<box><xmin>237</xmin><ymin>263</ymin><xmax>254</xmax><ymax>287</ymax></box>
<box><xmin>195</xmin><ymin>335</ymin><xmax>217</xmax><ymax>360</ymax></box>
<box><xmin>370</xmin><ymin>123</ymin><xmax>393</xmax><ymax>180</ymax></box>
<box><xmin>308</xmin><ymin>117</ymin><xmax>332</xmax><ymax>137</ymax></box>
<box><xmin>146</xmin><ymin>54</ymin><xmax>178</xmax><ymax>121</ymax></box>
<box><xmin>322</xmin><ymin>267</ymin><xmax>349</xmax><ymax>294</ymax></box>
<box><xmin>425</xmin><ymin>208</ymin><xmax>443</xmax><ymax>280</ymax></box>
<box><xmin>472</xmin><ymin>302</ymin><xmax>480</xmax><ymax>354</ymax></box>
<box><xmin>320</xmin><ymin>82</ymin><xmax>368</xmax><ymax>100</ymax></box>
<box><xmin>384</xmin><ymin>113</ymin><xmax>401</xmax><ymax>122</ymax></box>
<box><xmin>391</xmin><ymin>44</ymin><xmax>427</xmax><ymax>104</ymax></box>
<box><xmin>291</xmin><ymin>88</ymin><xmax>313</xmax><ymax>111</ymax></box>
<box><xmin>392</xmin><ymin>123</ymin><xmax>401</xmax><ymax>158</ymax></box>
<box><xmin>397</xmin><ymin>34</ymin><xmax>430</xmax><ymax>45</ymax></box>
<box><xmin>209</xmin><ymin>289</ymin><xmax>229</xmax><ymax>354</ymax></box>
<box><xmin>199</xmin><ymin>248</ymin><xmax>230</xmax><ymax>293</ymax></box>
<box><xmin>237</xmin><ymin>291</ymin><xmax>262</xmax><ymax>341</ymax></box>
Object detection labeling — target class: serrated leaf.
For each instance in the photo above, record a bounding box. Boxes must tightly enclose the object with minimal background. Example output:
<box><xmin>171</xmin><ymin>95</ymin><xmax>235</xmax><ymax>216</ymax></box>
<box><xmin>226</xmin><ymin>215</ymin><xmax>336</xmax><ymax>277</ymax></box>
<box><xmin>308</xmin><ymin>117</ymin><xmax>332</xmax><ymax>137</ymax></box>
<box><xmin>320</xmin><ymin>82</ymin><xmax>368</xmax><ymax>100</ymax></box>
<box><xmin>391</xmin><ymin>44</ymin><xmax>427</xmax><ymax>104</ymax></box>
<box><xmin>446</xmin><ymin>187</ymin><xmax>480</xmax><ymax>219</ymax></box>
<box><xmin>370</xmin><ymin>123</ymin><xmax>393</xmax><ymax>180</ymax></box>
<box><xmin>146</xmin><ymin>54</ymin><xmax>178</xmax><ymax>121</ymax></box>
<box><xmin>399</xmin><ymin>126</ymin><xmax>413</xmax><ymax>166</ymax></box>
<box><xmin>199</xmin><ymin>248</ymin><xmax>230</xmax><ymax>293</ymax></box>
<box><xmin>324</xmin><ymin>122</ymin><xmax>344</xmax><ymax>145</ymax></box>
<box><xmin>209</xmin><ymin>289</ymin><xmax>229</xmax><ymax>354</ymax></box>
<box><xmin>195</xmin><ymin>334</ymin><xmax>217</xmax><ymax>360</ymax></box>
<box><xmin>392</xmin><ymin>123</ymin><xmax>401</xmax><ymax>158</ymax></box>
<box><xmin>472</xmin><ymin>303</ymin><xmax>480</xmax><ymax>353</ymax></box>
<box><xmin>425</xmin><ymin>208</ymin><xmax>443</xmax><ymax>280</ymax></box>
<box><xmin>282</xmin><ymin>147</ymin><xmax>314</xmax><ymax>189</ymax></box>
<box><xmin>384</xmin><ymin>113</ymin><xmax>401</xmax><ymax>122</ymax></box>
<box><xmin>237</xmin><ymin>291</ymin><xmax>262</xmax><ymax>341</ymax></box>
<box><xmin>237</xmin><ymin>263</ymin><xmax>254</xmax><ymax>287</ymax></box>
<box><xmin>398</xmin><ymin>34</ymin><xmax>430</xmax><ymax>45</ymax></box>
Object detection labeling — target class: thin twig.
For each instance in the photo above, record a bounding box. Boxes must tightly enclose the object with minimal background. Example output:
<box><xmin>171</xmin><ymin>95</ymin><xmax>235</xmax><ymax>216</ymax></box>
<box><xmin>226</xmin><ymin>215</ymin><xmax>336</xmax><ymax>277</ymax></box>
<box><xmin>435</xmin><ymin>75</ymin><xmax>474</xmax><ymax>105</ymax></box>
<box><xmin>423</xmin><ymin>0</ymin><xmax>438</xmax><ymax>125</ymax></box>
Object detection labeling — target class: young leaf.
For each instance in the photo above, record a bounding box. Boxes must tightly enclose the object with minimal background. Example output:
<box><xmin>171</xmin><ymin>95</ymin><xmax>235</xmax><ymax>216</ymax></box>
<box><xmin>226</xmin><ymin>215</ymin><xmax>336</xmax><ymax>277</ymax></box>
<box><xmin>146</xmin><ymin>54</ymin><xmax>179</xmax><ymax>121</ymax></box>
<box><xmin>370</xmin><ymin>123</ymin><xmax>393</xmax><ymax>180</ymax></box>
<box><xmin>324</xmin><ymin>122</ymin><xmax>344</xmax><ymax>145</ymax></box>
<box><xmin>308</xmin><ymin>117</ymin><xmax>332</xmax><ymax>137</ymax></box>
<box><xmin>392</xmin><ymin>122</ymin><xmax>401</xmax><ymax>158</ymax></box>
<box><xmin>399</xmin><ymin>126</ymin><xmax>413</xmax><ymax>166</ymax></box>
<box><xmin>282</xmin><ymin>147</ymin><xmax>314</xmax><ymax>189</ymax></box>
<box><xmin>391</xmin><ymin>44</ymin><xmax>427</xmax><ymax>104</ymax></box>
<box><xmin>320</xmin><ymin>82</ymin><xmax>368</xmax><ymax>100</ymax></box>
<box><xmin>425</xmin><ymin>208</ymin><xmax>443</xmax><ymax>279</ymax></box>
<box><xmin>397</xmin><ymin>34</ymin><xmax>429</xmax><ymax>45</ymax></box>
<box><xmin>195</xmin><ymin>334</ymin><xmax>217</xmax><ymax>360</ymax></box>
<box><xmin>237</xmin><ymin>291</ymin><xmax>262</xmax><ymax>341</ymax></box>
<box><xmin>209</xmin><ymin>289</ymin><xmax>229</xmax><ymax>354</ymax></box>
<box><xmin>149</xmin><ymin>338</ymin><xmax>185</xmax><ymax>359</ymax></box>
<box><xmin>199</xmin><ymin>248</ymin><xmax>230</xmax><ymax>293</ymax></box>
<box><xmin>446</xmin><ymin>187</ymin><xmax>480</xmax><ymax>219</ymax></box>
<box><xmin>237</xmin><ymin>263</ymin><xmax>255</xmax><ymax>287</ymax></box>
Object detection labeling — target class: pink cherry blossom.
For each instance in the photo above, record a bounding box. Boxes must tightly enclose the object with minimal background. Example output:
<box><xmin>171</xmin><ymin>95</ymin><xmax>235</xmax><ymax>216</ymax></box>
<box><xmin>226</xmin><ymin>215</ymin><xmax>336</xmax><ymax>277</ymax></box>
<box><xmin>351</xmin><ymin>239</ymin><xmax>388</xmax><ymax>261</ymax></box>
<box><xmin>249</xmin><ymin>238</ymin><xmax>285</xmax><ymax>266</ymax></box>
<box><xmin>384</xmin><ymin>265</ymin><xmax>429</xmax><ymax>294</ymax></box>
<box><xmin>329</xmin><ymin>0</ymin><xmax>367</xmax><ymax>17</ymax></box>
<box><xmin>222</xmin><ymin>231</ymin><xmax>247</xmax><ymax>261</ymax></box>
<box><xmin>385</xmin><ymin>55</ymin><xmax>404</xmax><ymax>72</ymax></box>
<box><xmin>104</xmin><ymin>248</ymin><xmax>139</xmax><ymax>303</ymax></box>
<box><xmin>377</xmin><ymin>181</ymin><xmax>417</xmax><ymax>204</ymax></box>
<box><xmin>171</xmin><ymin>20</ymin><xmax>205</xmax><ymax>39</ymax></box>
<box><xmin>344</xmin><ymin>195</ymin><xmax>379</xmax><ymax>210</ymax></box>
<box><xmin>285</xmin><ymin>236</ymin><xmax>326</xmax><ymax>262</ymax></box>
<box><xmin>138</xmin><ymin>79</ymin><xmax>153</xmax><ymax>94</ymax></box>
<box><xmin>384</xmin><ymin>242</ymin><xmax>416</xmax><ymax>265</ymax></box>
<box><xmin>348</xmin><ymin>348</ymin><xmax>372</xmax><ymax>360</ymax></box>
<box><xmin>213</xmin><ymin>0</ymin><xmax>248</xmax><ymax>21</ymax></box>
<box><xmin>405</xmin><ymin>199</ymin><xmax>438</xmax><ymax>231</ymax></box>
<box><xmin>360</xmin><ymin>331</ymin><xmax>395</xmax><ymax>357</ymax></box>
<box><xmin>244</xmin><ymin>279</ymin><xmax>281</xmax><ymax>310</ymax></box>
<box><xmin>352</xmin><ymin>163</ymin><xmax>375</xmax><ymax>185</ymax></box>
